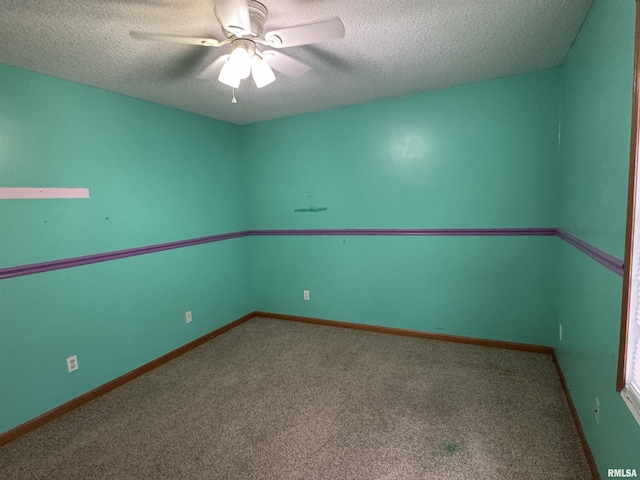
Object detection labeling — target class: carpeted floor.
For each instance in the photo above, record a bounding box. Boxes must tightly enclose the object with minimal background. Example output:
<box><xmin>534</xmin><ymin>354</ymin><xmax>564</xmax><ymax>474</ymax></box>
<box><xmin>0</xmin><ymin>317</ymin><xmax>592</xmax><ymax>479</ymax></box>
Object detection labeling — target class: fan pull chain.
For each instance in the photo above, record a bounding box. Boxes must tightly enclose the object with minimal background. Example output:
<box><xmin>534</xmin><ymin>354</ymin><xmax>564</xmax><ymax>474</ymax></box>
<box><xmin>231</xmin><ymin>88</ymin><xmax>237</xmax><ymax>104</ymax></box>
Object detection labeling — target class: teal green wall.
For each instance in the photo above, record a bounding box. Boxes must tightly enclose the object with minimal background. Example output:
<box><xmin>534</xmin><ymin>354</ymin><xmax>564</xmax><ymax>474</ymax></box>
<box><xmin>245</xmin><ymin>70</ymin><xmax>561</xmax><ymax>345</ymax></box>
<box><xmin>559</xmin><ymin>0</ymin><xmax>635</xmax><ymax>258</ymax></box>
<box><xmin>249</xmin><ymin>235</ymin><xmax>556</xmax><ymax>343</ymax></box>
<box><xmin>0</xmin><ymin>64</ymin><xmax>249</xmax><ymax>433</ymax></box>
<box><xmin>4</xmin><ymin>3</ymin><xmax>640</xmax><ymax>472</ymax></box>
<box><xmin>245</xmin><ymin>70</ymin><xmax>560</xmax><ymax>230</ymax></box>
<box><xmin>556</xmin><ymin>0</ymin><xmax>640</xmax><ymax>476</ymax></box>
<box><xmin>0</xmin><ymin>64</ymin><xmax>247</xmax><ymax>265</ymax></box>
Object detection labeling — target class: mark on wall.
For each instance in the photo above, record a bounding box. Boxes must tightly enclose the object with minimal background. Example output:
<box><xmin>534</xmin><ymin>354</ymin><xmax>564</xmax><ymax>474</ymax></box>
<box><xmin>0</xmin><ymin>187</ymin><xmax>89</xmax><ymax>199</ymax></box>
<box><xmin>388</xmin><ymin>128</ymin><xmax>429</xmax><ymax>166</ymax></box>
<box><xmin>294</xmin><ymin>207</ymin><xmax>328</xmax><ymax>213</ymax></box>
<box><xmin>295</xmin><ymin>190</ymin><xmax>328</xmax><ymax>213</ymax></box>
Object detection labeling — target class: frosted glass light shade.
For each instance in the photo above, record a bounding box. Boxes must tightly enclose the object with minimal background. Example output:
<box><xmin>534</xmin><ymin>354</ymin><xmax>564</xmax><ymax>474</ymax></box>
<box><xmin>218</xmin><ymin>60</ymin><xmax>241</xmax><ymax>88</ymax></box>
<box><xmin>218</xmin><ymin>46</ymin><xmax>252</xmax><ymax>88</ymax></box>
<box><xmin>251</xmin><ymin>56</ymin><xmax>276</xmax><ymax>88</ymax></box>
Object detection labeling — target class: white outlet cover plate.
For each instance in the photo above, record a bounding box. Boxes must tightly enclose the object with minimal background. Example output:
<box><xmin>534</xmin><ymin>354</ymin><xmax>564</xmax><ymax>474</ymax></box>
<box><xmin>303</xmin><ymin>290</ymin><xmax>310</xmax><ymax>301</ymax></box>
<box><xmin>66</xmin><ymin>355</ymin><xmax>78</xmax><ymax>373</ymax></box>
<box><xmin>186</xmin><ymin>311</ymin><xmax>192</xmax><ymax>323</ymax></box>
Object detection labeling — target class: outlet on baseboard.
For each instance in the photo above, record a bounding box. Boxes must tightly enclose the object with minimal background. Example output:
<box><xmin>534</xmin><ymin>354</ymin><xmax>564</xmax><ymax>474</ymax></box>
<box><xmin>185</xmin><ymin>311</ymin><xmax>192</xmax><ymax>323</ymax></box>
<box><xmin>559</xmin><ymin>323</ymin><xmax>563</xmax><ymax>341</ymax></box>
<box><xmin>303</xmin><ymin>290</ymin><xmax>310</xmax><ymax>301</ymax></box>
<box><xmin>66</xmin><ymin>355</ymin><xmax>78</xmax><ymax>373</ymax></box>
<box><xmin>594</xmin><ymin>397</ymin><xmax>600</xmax><ymax>425</ymax></box>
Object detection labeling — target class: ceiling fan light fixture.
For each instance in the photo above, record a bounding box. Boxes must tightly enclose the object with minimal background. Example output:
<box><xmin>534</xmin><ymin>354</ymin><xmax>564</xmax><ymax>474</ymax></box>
<box><xmin>218</xmin><ymin>60</ymin><xmax>242</xmax><ymax>88</ymax></box>
<box><xmin>251</xmin><ymin>56</ymin><xmax>276</xmax><ymax>88</ymax></box>
<box><xmin>218</xmin><ymin>39</ymin><xmax>256</xmax><ymax>87</ymax></box>
<box><xmin>229</xmin><ymin>45</ymin><xmax>252</xmax><ymax>79</ymax></box>
<box><xmin>131</xmin><ymin>2</ymin><xmax>345</xmax><ymax>102</ymax></box>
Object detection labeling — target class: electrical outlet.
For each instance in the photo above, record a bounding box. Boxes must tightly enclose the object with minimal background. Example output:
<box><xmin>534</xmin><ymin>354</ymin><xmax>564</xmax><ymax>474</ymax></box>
<box><xmin>559</xmin><ymin>323</ymin><xmax>563</xmax><ymax>341</ymax></box>
<box><xmin>594</xmin><ymin>397</ymin><xmax>600</xmax><ymax>425</ymax></box>
<box><xmin>66</xmin><ymin>355</ymin><xmax>78</xmax><ymax>373</ymax></box>
<box><xmin>185</xmin><ymin>311</ymin><xmax>192</xmax><ymax>323</ymax></box>
<box><xmin>303</xmin><ymin>290</ymin><xmax>310</xmax><ymax>301</ymax></box>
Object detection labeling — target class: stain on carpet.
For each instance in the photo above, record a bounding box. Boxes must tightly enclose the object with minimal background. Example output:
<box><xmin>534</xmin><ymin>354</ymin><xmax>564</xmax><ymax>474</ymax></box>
<box><xmin>433</xmin><ymin>440</ymin><xmax>466</xmax><ymax>456</ymax></box>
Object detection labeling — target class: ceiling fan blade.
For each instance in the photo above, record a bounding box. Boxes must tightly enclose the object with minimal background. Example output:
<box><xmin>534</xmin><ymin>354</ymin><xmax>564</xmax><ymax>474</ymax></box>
<box><xmin>130</xmin><ymin>32</ymin><xmax>221</xmax><ymax>47</ymax></box>
<box><xmin>262</xmin><ymin>51</ymin><xmax>311</xmax><ymax>78</ymax></box>
<box><xmin>214</xmin><ymin>0</ymin><xmax>251</xmax><ymax>36</ymax></box>
<box><xmin>264</xmin><ymin>17</ymin><xmax>345</xmax><ymax>48</ymax></box>
<box><xmin>197</xmin><ymin>54</ymin><xmax>230</xmax><ymax>79</ymax></box>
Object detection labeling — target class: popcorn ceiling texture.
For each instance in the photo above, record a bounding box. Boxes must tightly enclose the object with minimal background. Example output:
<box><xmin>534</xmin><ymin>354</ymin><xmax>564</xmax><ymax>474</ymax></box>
<box><xmin>0</xmin><ymin>0</ymin><xmax>593</xmax><ymax>125</ymax></box>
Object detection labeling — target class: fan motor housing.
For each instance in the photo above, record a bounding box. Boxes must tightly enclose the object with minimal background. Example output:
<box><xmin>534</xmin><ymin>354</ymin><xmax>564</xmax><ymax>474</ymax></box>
<box><xmin>247</xmin><ymin>1</ymin><xmax>268</xmax><ymax>37</ymax></box>
<box><xmin>221</xmin><ymin>0</ymin><xmax>267</xmax><ymax>38</ymax></box>
<box><xmin>222</xmin><ymin>0</ymin><xmax>269</xmax><ymax>38</ymax></box>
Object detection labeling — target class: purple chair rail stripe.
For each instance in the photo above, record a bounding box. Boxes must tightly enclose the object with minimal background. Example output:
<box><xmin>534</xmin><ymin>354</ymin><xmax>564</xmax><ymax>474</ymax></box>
<box><xmin>0</xmin><ymin>231</ymin><xmax>250</xmax><ymax>280</ymax></box>
<box><xmin>556</xmin><ymin>229</ymin><xmax>624</xmax><ymax>277</ymax></box>
<box><xmin>0</xmin><ymin>227</ymin><xmax>623</xmax><ymax>280</ymax></box>
<box><xmin>247</xmin><ymin>228</ymin><xmax>557</xmax><ymax>237</ymax></box>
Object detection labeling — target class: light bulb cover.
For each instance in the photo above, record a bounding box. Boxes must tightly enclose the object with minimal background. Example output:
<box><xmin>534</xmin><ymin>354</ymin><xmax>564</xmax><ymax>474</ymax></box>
<box><xmin>251</xmin><ymin>56</ymin><xmax>276</xmax><ymax>88</ymax></box>
<box><xmin>217</xmin><ymin>39</ymin><xmax>258</xmax><ymax>88</ymax></box>
<box><xmin>230</xmin><ymin>46</ymin><xmax>250</xmax><ymax>61</ymax></box>
<box><xmin>218</xmin><ymin>59</ymin><xmax>241</xmax><ymax>88</ymax></box>
<box><xmin>229</xmin><ymin>47</ymin><xmax>251</xmax><ymax>79</ymax></box>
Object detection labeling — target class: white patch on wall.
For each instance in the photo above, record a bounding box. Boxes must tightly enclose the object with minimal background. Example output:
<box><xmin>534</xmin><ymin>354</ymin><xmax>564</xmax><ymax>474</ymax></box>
<box><xmin>0</xmin><ymin>187</ymin><xmax>90</xmax><ymax>199</ymax></box>
<box><xmin>388</xmin><ymin>129</ymin><xmax>429</xmax><ymax>167</ymax></box>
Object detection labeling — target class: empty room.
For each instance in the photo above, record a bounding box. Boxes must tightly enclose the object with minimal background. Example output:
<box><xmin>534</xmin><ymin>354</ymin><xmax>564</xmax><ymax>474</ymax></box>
<box><xmin>1</xmin><ymin>0</ymin><xmax>640</xmax><ymax>478</ymax></box>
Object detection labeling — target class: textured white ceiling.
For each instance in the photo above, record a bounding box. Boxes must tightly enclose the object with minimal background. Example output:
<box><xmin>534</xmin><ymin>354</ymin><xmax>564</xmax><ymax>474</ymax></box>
<box><xmin>0</xmin><ymin>0</ymin><xmax>593</xmax><ymax>125</ymax></box>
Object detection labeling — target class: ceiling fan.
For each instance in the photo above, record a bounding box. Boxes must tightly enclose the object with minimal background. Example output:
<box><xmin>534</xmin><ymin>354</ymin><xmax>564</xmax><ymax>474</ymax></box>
<box><xmin>130</xmin><ymin>0</ymin><xmax>345</xmax><ymax>96</ymax></box>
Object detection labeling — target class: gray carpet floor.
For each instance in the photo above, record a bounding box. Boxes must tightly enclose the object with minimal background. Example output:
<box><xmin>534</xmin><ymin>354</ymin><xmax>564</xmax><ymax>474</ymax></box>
<box><xmin>1</xmin><ymin>317</ymin><xmax>592</xmax><ymax>479</ymax></box>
